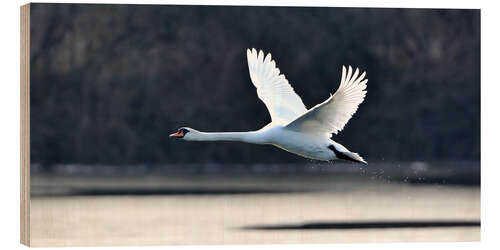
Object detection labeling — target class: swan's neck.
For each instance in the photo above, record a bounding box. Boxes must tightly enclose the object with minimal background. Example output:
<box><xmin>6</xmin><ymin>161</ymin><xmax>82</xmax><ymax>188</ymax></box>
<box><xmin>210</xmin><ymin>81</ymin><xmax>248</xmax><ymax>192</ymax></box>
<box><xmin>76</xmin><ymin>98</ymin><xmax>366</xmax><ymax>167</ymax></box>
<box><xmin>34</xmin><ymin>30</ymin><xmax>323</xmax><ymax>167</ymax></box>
<box><xmin>189</xmin><ymin>131</ymin><xmax>266</xmax><ymax>144</ymax></box>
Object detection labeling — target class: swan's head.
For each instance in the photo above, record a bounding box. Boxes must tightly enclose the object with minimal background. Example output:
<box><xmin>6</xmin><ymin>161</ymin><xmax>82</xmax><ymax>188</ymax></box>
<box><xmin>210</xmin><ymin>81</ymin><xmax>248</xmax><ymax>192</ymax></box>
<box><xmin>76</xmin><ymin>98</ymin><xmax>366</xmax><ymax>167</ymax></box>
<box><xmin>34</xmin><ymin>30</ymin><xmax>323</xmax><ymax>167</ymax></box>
<box><xmin>169</xmin><ymin>127</ymin><xmax>198</xmax><ymax>140</ymax></box>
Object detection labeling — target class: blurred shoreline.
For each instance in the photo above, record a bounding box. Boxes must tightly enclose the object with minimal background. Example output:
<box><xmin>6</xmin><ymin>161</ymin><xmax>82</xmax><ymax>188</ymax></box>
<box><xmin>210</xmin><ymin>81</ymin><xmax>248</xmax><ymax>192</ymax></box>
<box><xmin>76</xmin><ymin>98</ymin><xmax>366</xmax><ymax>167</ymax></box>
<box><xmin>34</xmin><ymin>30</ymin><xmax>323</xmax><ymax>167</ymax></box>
<box><xmin>31</xmin><ymin>161</ymin><xmax>480</xmax><ymax>197</ymax></box>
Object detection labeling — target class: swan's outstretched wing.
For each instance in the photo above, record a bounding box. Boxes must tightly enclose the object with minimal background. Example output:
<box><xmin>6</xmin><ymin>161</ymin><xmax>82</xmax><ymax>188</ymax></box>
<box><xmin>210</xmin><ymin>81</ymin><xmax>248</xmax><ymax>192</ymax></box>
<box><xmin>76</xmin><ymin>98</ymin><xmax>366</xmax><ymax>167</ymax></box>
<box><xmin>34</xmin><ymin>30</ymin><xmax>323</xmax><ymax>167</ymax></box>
<box><xmin>286</xmin><ymin>66</ymin><xmax>367</xmax><ymax>135</ymax></box>
<box><xmin>247</xmin><ymin>48</ymin><xmax>307</xmax><ymax>125</ymax></box>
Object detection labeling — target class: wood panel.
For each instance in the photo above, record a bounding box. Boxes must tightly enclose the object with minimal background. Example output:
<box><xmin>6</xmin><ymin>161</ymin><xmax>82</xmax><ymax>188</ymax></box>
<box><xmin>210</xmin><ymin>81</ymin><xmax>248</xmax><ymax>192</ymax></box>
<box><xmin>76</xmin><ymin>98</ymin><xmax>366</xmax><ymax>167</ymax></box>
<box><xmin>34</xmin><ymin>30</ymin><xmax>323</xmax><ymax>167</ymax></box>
<box><xmin>20</xmin><ymin>3</ymin><xmax>30</xmax><ymax>247</ymax></box>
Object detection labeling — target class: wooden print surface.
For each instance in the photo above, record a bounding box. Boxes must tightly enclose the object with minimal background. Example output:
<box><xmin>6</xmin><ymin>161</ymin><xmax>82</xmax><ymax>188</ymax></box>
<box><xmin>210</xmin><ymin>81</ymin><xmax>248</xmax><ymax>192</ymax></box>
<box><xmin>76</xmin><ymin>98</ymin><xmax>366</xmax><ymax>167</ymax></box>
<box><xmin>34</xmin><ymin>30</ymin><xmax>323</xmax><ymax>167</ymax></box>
<box><xmin>20</xmin><ymin>3</ymin><xmax>31</xmax><ymax>246</ymax></box>
<box><xmin>22</xmin><ymin>3</ymin><xmax>480</xmax><ymax>247</ymax></box>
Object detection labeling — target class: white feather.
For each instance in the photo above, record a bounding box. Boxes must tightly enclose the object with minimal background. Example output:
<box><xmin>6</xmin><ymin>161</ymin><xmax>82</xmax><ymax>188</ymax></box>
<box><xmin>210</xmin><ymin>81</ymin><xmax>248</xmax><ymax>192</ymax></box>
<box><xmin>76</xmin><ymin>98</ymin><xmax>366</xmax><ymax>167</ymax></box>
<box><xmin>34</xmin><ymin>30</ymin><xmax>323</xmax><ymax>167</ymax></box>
<box><xmin>246</xmin><ymin>48</ymin><xmax>307</xmax><ymax>125</ymax></box>
<box><xmin>285</xmin><ymin>65</ymin><xmax>368</xmax><ymax>136</ymax></box>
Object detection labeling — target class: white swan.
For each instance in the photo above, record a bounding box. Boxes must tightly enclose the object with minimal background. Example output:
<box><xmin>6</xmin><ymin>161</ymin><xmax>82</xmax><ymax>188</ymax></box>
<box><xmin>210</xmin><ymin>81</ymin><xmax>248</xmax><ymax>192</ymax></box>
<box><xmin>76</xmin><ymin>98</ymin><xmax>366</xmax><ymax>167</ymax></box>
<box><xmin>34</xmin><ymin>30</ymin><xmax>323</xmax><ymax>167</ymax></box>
<box><xmin>170</xmin><ymin>48</ymin><xmax>368</xmax><ymax>164</ymax></box>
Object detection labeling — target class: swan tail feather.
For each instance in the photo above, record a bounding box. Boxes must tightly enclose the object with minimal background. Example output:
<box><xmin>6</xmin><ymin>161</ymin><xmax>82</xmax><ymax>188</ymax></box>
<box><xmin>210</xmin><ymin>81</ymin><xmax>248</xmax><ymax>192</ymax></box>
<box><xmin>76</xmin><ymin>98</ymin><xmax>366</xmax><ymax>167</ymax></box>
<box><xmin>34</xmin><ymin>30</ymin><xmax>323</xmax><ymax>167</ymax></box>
<box><xmin>328</xmin><ymin>145</ymin><xmax>367</xmax><ymax>164</ymax></box>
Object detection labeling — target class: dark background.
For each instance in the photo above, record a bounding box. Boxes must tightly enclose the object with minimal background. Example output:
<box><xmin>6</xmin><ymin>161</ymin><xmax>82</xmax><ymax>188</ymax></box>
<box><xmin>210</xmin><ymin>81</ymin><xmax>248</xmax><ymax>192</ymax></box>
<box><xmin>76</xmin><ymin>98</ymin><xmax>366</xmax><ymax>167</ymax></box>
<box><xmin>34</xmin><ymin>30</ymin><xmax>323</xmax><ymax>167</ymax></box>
<box><xmin>29</xmin><ymin>4</ymin><xmax>480</xmax><ymax>168</ymax></box>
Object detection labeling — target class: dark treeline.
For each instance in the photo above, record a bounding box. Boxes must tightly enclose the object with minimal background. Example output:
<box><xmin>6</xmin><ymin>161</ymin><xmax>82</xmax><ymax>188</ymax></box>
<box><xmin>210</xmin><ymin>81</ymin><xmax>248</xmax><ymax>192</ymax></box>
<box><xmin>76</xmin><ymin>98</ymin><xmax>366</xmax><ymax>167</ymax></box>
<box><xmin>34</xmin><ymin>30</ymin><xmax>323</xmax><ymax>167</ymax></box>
<box><xmin>30</xmin><ymin>4</ymin><xmax>480</xmax><ymax>166</ymax></box>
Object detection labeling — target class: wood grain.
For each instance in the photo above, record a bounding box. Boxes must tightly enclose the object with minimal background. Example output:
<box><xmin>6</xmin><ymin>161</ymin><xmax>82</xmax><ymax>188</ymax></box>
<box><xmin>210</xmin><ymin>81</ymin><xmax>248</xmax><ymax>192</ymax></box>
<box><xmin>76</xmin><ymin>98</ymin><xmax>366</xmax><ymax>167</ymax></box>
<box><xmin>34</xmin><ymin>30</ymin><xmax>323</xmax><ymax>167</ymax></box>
<box><xmin>20</xmin><ymin>3</ymin><xmax>30</xmax><ymax>247</ymax></box>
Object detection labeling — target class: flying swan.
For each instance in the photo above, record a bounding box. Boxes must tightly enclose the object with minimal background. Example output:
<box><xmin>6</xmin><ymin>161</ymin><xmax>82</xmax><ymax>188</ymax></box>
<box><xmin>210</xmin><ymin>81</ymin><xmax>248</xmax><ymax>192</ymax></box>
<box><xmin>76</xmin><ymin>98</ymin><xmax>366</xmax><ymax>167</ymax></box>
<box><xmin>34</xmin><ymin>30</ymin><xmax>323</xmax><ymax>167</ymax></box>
<box><xmin>170</xmin><ymin>48</ymin><xmax>368</xmax><ymax>164</ymax></box>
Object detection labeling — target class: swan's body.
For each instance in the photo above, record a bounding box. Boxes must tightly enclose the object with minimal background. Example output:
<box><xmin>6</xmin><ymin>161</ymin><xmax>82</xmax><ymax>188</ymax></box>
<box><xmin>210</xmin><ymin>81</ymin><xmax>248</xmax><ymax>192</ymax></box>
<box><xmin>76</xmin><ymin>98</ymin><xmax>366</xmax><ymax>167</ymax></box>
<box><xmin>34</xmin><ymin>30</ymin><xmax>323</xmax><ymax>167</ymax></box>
<box><xmin>171</xmin><ymin>48</ymin><xmax>368</xmax><ymax>163</ymax></box>
<box><xmin>180</xmin><ymin>126</ymin><xmax>345</xmax><ymax>161</ymax></box>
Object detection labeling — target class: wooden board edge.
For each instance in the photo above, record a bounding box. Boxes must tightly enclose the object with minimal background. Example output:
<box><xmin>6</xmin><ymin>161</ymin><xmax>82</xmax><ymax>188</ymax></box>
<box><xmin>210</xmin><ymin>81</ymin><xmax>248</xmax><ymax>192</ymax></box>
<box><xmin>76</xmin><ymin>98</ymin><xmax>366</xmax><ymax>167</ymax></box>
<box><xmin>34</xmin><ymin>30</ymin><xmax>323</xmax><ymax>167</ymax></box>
<box><xmin>20</xmin><ymin>3</ymin><xmax>31</xmax><ymax>247</ymax></box>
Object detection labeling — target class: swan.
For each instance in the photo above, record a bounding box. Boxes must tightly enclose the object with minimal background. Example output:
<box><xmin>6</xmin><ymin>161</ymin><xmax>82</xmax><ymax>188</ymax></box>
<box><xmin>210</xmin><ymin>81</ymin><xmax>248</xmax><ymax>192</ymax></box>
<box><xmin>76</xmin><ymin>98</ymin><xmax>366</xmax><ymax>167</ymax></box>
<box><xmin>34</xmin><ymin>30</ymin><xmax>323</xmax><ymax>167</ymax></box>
<box><xmin>170</xmin><ymin>48</ymin><xmax>368</xmax><ymax>164</ymax></box>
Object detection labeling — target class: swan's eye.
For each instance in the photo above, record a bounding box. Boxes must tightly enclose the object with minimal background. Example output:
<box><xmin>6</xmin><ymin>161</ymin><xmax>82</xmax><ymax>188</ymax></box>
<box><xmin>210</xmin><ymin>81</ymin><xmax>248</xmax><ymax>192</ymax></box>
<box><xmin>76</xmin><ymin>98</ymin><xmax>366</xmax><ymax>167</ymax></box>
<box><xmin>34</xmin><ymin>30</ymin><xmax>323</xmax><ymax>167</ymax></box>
<box><xmin>179</xmin><ymin>128</ymin><xmax>189</xmax><ymax>135</ymax></box>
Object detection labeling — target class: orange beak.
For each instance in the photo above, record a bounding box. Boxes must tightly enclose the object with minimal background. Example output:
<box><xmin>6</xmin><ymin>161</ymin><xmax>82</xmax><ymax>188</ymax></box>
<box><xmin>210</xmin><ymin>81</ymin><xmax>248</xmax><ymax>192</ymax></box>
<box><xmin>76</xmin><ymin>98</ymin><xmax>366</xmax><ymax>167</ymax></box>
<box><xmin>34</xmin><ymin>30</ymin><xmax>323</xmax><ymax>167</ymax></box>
<box><xmin>169</xmin><ymin>131</ymin><xmax>184</xmax><ymax>138</ymax></box>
